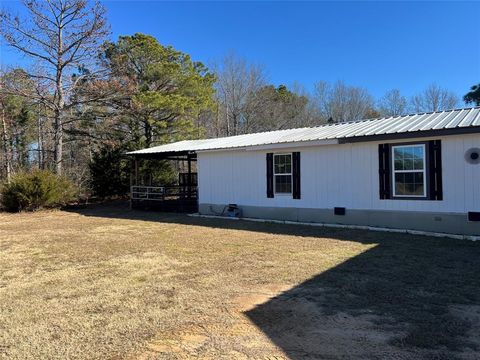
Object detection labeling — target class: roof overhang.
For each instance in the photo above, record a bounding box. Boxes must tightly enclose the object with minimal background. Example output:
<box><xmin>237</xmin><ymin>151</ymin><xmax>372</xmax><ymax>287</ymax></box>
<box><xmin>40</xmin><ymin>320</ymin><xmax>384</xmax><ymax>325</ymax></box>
<box><xmin>127</xmin><ymin>150</ymin><xmax>197</xmax><ymax>159</ymax></box>
<box><xmin>195</xmin><ymin>139</ymin><xmax>340</xmax><ymax>153</ymax></box>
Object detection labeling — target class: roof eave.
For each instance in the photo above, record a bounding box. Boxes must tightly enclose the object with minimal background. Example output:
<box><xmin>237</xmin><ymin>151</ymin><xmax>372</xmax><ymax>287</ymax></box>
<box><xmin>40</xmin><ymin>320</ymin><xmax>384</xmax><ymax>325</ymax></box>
<box><xmin>339</xmin><ymin>126</ymin><xmax>480</xmax><ymax>144</ymax></box>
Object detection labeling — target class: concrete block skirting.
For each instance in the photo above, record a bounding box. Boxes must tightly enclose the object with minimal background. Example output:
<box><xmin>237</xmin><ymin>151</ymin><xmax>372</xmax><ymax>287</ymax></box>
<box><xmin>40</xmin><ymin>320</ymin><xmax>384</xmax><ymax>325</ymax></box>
<box><xmin>198</xmin><ymin>203</ymin><xmax>480</xmax><ymax>238</ymax></box>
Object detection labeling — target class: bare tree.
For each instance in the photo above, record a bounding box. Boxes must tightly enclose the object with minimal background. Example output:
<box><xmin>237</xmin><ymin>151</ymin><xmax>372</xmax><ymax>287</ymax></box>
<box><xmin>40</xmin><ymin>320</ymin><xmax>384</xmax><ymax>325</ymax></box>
<box><xmin>410</xmin><ymin>84</ymin><xmax>459</xmax><ymax>113</ymax></box>
<box><xmin>313</xmin><ymin>81</ymin><xmax>375</xmax><ymax>122</ymax></box>
<box><xmin>0</xmin><ymin>85</ymin><xmax>11</xmax><ymax>181</ymax></box>
<box><xmin>378</xmin><ymin>89</ymin><xmax>407</xmax><ymax>117</ymax></box>
<box><xmin>0</xmin><ymin>69</ymin><xmax>40</xmax><ymax>181</ymax></box>
<box><xmin>213</xmin><ymin>53</ymin><xmax>266</xmax><ymax>136</ymax></box>
<box><xmin>0</xmin><ymin>0</ymin><xmax>109</xmax><ymax>174</ymax></box>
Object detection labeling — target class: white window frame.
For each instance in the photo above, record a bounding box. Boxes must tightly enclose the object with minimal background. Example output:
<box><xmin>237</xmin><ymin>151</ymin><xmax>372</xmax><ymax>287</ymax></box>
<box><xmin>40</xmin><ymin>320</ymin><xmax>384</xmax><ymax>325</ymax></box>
<box><xmin>392</xmin><ymin>144</ymin><xmax>427</xmax><ymax>198</ymax></box>
<box><xmin>273</xmin><ymin>153</ymin><xmax>292</xmax><ymax>195</ymax></box>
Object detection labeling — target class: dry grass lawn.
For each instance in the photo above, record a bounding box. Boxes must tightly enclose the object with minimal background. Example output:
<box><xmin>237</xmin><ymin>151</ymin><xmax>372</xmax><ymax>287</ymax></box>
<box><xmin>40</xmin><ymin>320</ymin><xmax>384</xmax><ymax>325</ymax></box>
<box><xmin>1</xmin><ymin>202</ymin><xmax>480</xmax><ymax>360</ymax></box>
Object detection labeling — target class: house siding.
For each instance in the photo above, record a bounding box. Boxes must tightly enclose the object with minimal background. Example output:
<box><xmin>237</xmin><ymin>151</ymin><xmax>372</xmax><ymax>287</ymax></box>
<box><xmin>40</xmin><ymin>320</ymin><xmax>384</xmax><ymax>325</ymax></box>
<box><xmin>197</xmin><ymin>133</ymin><xmax>480</xmax><ymax>235</ymax></box>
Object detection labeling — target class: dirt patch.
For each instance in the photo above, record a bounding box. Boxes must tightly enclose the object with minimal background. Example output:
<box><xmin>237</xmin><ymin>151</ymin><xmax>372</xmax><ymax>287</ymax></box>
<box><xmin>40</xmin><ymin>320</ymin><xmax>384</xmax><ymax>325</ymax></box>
<box><xmin>133</xmin><ymin>285</ymin><xmax>294</xmax><ymax>359</ymax></box>
<box><xmin>234</xmin><ymin>284</ymin><xmax>293</xmax><ymax>311</ymax></box>
<box><xmin>239</xmin><ymin>285</ymin><xmax>403</xmax><ymax>359</ymax></box>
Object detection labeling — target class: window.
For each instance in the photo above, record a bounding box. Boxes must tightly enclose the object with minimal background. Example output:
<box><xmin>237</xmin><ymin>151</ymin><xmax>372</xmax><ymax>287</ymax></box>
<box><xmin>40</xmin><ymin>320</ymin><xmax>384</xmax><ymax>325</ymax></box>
<box><xmin>267</xmin><ymin>152</ymin><xmax>301</xmax><ymax>199</ymax></box>
<box><xmin>274</xmin><ymin>153</ymin><xmax>292</xmax><ymax>194</ymax></box>
<box><xmin>392</xmin><ymin>144</ymin><xmax>426</xmax><ymax>197</ymax></box>
<box><xmin>379</xmin><ymin>140</ymin><xmax>442</xmax><ymax>201</ymax></box>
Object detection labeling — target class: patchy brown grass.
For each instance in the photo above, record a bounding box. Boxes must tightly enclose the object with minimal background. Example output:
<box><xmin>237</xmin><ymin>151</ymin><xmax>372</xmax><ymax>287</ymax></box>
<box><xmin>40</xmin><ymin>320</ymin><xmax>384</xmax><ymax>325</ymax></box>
<box><xmin>1</xmin><ymin>202</ymin><xmax>480</xmax><ymax>360</ymax></box>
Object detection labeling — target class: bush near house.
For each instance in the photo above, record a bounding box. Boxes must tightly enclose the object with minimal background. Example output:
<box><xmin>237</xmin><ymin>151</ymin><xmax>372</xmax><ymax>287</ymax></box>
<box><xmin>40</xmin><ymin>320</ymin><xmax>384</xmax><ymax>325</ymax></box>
<box><xmin>0</xmin><ymin>170</ymin><xmax>76</xmax><ymax>212</ymax></box>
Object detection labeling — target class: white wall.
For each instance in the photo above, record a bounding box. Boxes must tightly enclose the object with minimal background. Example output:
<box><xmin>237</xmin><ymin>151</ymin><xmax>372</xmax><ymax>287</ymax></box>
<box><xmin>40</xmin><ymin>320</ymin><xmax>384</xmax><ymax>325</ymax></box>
<box><xmin>197</xmin><ymin>134</ymin><xmax>480</xmax><ymax>213</ymax></box>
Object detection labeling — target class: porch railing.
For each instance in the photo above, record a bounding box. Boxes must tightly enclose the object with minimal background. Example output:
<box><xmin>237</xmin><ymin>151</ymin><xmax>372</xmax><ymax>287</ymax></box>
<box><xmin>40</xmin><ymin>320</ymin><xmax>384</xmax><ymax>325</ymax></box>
<box><xmin>131</xmin><ymin>185</ymin><xmax>198</xmax><ymax>201</ymax></box>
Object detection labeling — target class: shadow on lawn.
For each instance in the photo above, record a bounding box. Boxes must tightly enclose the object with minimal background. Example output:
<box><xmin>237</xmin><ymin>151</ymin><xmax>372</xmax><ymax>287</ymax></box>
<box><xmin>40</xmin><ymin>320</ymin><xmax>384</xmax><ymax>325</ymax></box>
<box><xmin>67</xmin><ymin>201</ymin><xmax>480</xmax><ymax>358</ymax></box>
<box><xmin>246</xmin><ymin>242</ymin><xmax>480</xmax><ymax>359</ymax></box>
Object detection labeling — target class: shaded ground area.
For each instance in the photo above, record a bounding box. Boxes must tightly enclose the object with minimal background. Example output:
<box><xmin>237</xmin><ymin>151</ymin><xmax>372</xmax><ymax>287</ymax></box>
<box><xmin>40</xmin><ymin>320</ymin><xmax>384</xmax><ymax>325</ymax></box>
<box><xmin>1</xmin><ymin>202</ymin><xmax>480</xmax><ymax>359</ymax></box>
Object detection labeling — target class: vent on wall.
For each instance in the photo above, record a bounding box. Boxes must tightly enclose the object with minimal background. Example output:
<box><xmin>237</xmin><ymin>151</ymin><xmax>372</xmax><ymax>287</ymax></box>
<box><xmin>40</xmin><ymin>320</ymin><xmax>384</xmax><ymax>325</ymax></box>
<box><xmin>468</xmin><ymin>212</ymin><xmax>480</xmax><ymax>222</ymax></box>
<box><xmin>465</xmin><ymin>148</ymin><xmax>480</xmax><ymax>165</ymax></box>
<box><xmin>334</xmin><ymin>207</ymin><xmax>346</xmax><ymax>216</ymax></box>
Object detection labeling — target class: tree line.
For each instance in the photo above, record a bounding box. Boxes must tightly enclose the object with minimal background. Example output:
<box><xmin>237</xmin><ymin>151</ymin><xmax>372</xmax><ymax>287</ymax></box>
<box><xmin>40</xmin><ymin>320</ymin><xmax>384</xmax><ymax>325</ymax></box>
<box><xmin>1</xmin><ymin>0</ymin><xmax>479</xmax><ymax>196</ymax></box>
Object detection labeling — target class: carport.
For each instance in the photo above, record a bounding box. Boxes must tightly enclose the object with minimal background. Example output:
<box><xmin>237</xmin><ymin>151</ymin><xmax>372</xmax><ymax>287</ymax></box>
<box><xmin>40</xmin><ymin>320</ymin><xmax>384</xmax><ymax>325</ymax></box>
<box><xmin>128</xmin><ymin>150</ymin><xmax>198</xmax><ymax>213</ymax></box>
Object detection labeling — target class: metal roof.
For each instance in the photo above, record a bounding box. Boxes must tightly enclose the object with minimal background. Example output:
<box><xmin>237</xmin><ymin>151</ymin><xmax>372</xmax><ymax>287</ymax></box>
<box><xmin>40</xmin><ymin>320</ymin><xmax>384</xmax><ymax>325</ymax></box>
<box><xmin>129</xmin><ymin>107</ymin><xmax>480</xmax><ymax>155</ymax></box>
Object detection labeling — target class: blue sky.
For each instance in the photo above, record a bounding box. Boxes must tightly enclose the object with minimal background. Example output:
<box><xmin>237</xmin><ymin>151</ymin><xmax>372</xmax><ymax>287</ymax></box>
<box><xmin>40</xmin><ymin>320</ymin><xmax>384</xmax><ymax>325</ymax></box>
<box><xmin>1</xmin><ymin>1</ymin><xmax>479</xmax><ymax>101</ymax></box>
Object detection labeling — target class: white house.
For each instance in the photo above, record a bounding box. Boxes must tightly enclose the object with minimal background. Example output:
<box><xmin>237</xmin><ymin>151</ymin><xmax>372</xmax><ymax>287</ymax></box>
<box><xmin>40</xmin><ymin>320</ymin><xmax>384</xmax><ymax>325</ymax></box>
<box><xmin>129</xmin><ymin>107</ymin><xmax>480</xmax><ymax>237</ymax></box>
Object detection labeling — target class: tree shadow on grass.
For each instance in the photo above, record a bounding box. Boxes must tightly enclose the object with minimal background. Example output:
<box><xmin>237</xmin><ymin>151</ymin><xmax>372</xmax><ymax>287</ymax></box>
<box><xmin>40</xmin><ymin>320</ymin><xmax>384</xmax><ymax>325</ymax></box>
<box><xmin>66</xmin><ymin>201</ymin><xmax>480</xmax><ymax>359</ymax></box>
<box><xmin>245</xmin><ymin>240</ymin><xmax>480</xmax><ymax>359</ymax></box>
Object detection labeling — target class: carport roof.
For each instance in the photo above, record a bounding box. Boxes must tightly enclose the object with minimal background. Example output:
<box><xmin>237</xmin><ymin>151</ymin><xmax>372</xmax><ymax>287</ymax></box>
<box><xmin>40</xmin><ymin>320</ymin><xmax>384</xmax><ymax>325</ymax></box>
<box><xmin>128</xmin><ymin>107</ymin><xmax>480</xmax><ymax>155</ymax></box>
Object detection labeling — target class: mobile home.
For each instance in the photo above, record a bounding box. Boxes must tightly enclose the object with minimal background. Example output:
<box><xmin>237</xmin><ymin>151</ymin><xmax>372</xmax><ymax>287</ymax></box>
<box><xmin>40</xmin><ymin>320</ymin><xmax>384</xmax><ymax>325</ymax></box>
<box><xmin>129</xmin><ymin>107</ymin><xmax>480</xmax><ymax>237</ymax></box>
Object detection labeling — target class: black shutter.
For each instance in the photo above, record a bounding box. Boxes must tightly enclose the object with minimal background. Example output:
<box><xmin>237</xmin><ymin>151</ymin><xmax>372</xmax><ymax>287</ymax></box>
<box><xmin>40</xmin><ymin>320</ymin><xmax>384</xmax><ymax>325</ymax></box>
<box><xmin>428</xmin><ymin>140</ymin><xmax>443</xmax><ymax>200</ymax></box>
<box><xmin>378</xmin><ymin>144</ymin><xmax>391</xmax><ymax>199</ymax></box>
<box><xmin>292</xmin><ymin>152</ymin><xmax>301</xmax><ymax>199</ymax></box>
<box><xmin>266</xmin><ymin>153</ymin><xmax>274</xmax><ymax>198</ymax></box>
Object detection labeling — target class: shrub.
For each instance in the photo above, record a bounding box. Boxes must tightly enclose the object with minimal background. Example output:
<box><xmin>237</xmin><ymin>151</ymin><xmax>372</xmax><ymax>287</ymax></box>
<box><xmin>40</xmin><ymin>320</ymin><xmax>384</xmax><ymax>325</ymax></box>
<box><xmin>0</xmin><ymin>170</ymin><xmax>76</xmax><ymax>212</ymax></box>
<box><xmin>89</xmin><ymin>146</ymin><xmax>130</xmax><ymax>198</ymax></box>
